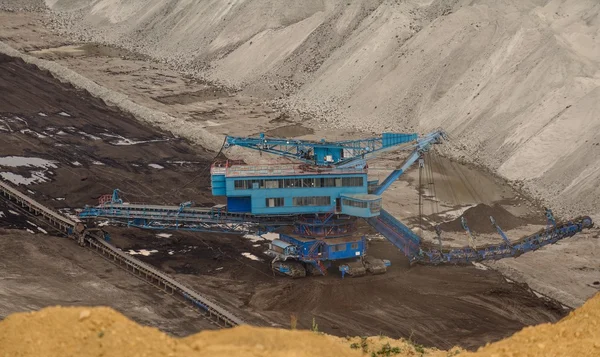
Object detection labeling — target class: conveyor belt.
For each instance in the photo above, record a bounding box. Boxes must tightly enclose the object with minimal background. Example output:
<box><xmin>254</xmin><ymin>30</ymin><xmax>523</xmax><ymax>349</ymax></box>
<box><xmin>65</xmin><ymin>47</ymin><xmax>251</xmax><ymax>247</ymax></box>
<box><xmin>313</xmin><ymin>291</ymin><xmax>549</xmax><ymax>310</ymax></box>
<box><xmin>0</xmin><ymin>180</ymin><xmax>245</xmax><ymax>327</ymax></box>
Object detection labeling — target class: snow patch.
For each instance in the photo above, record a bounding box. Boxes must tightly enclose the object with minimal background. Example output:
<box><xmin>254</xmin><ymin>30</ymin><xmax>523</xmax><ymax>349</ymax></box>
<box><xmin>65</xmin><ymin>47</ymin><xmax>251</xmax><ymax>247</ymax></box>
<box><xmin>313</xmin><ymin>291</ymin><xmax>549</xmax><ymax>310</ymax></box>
<box><xmin>20</xmin><ymin>129</ymin><xmax>47</xmax><ymax>138</ymax></box>
<box><xmin>241</xmin><ymin>252</ymin><xmax>263</xmax><ymax>261</ymax></box>
<box><xmin>72</xmin><ymin>161</ymin><xmax>82</xmax><ymax>166</ymax></box>
<box><xmin>472</xmin><ymin>262</ymin><xmax>489</xmax><ymax>271</ymax></box>
<box><xmin>26</xmin><ymin>228</ymin><xmax>35</xmax><ymax>234</ymax></box>
<box><xmin>37</xmin><ymin>112</ymin><xmax>47</xmax><ymax>117</ymax></box>
<box><xmin>101</xmin><ymin>133</ymin><xmax>168</xmax><ymax>146</ymax></box>
<box><xmin>37</xmin><ymin>227</ymin><xmax>48</xmax><ymax>234</ymax></box>
<box><xmin>156</xmin><ymin>233</ymin><xmax>172</xmax><ymax>238</ymax></box>
<box><xmin>148</xmin><ymin>163</ymin><xmax>164</xmax><ymax>169</ymax></box>
<box><xmin>0</xmin><ymin>171</ymin><xmax>51</xmax><ymax>185</ymax></box>
<box><xmin>55</xmin><ymin>197</ymin><xmax>65</xmax><ymax>201</ymax></box>
<box><xmin>0</xmin><ymin>156</ymin><xmax>57</xmax><ymax>168</ymax></box>
<box><xmin>243</xmin><ymin>232</ymin><xmax>279</xmax><ymax>242</ymax></box>
<box><xmin>128</xmin><ymin>249</ymin><xmax>159</xmax><ymax>256</ymax></box>
<box><xmin>0</xmin><ymin>211</ymin><xmax>5</xmax><ymax>218</ymax></box>
<box><xmin>8</xmin><ymin>210</ymin><xmax>19</xmax><ymax>215</ymax></box>
<box><xmin>58</xmin><ymin>111</ymin><xmax>71</xmax><ymax>117</ymax></box>
<box><xmin>78</xmin><ymin>131</ymin><xmax>101</xmax><ymax>140</ymax></box>
<box><xmin>92</xmin><ymin>161</ymin><xmax>105</xmax><ymax>165</ymax></box>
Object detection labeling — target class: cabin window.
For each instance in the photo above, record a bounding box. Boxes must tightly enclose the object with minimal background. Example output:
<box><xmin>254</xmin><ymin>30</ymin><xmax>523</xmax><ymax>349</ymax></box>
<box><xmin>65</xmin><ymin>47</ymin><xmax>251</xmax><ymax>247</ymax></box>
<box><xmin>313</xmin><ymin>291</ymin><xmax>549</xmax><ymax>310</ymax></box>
<box><xmin>331</xmin><ymin>244</ymin><xmax>347</xmax><ymax>252</ymax></box>
<box><xmin>265</xmin><ymin>197</ymin><xmax>284</xmax><ymax>207</ymax></box>
<box><xmin>342</xmin><ymin>198</ymin><xmax>368</xmax><ymax>208</ymax></box>
<box><xmin>342</xmin><ymin>177</ymin><xmax>363</xmax><ymax>187</ymax></box>
<box><xmin>292</xmin><ymin>196</ymin><xmax>331</xmax><ymax>206</ymax></box>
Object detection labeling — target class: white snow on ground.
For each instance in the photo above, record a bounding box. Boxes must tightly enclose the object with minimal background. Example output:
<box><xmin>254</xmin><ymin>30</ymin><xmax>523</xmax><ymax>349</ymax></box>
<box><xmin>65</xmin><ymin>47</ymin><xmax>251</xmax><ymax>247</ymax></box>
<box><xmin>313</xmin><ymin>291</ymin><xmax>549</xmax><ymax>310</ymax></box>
<box><xmin>72</xmin><ymin>161</ymin><xmax>82</xmax><ymax>166</ymax></box>
<box><xmin>97</xmin><ymin>221</ymin><xmax>109</xmax><ymax>227</ymax></box>
<box><xmin>128</xmin><ymin>249</ymin><xmax>158</xmax><ymax>256</ymax></box>
<box><xmin>0</xmin><ymin>156</ymin><xmax>57</xmax><ymax>185</ymax></box>
<box><xmin>37</xmin><ymin>227</ymin><xmax>48</xmax><ymax>234</ymax></box>
<box><xmin>20</xmin><ymin>129</ymin><xmax>46</xmax><ymax>138</ymax></box>
<box><xmin>243</xmin><ymin>232</ymin><xmax>279</xmax><ymax>242</ymax></box>
<box><xmin>472</xmin><ymin>262</ymin><xmax>489</xmax><ymax>271</ymax></box>
<box><xmin>148</xmin><ymin>163</ymin><xmax>164</xmax><ymax>169</ymax></box>
<box><xmin>0</xmin><ymin>211</ymin><xmax>5</xmax><ymax>218</ymax></box>
<box><xmin>92</xmin><ymin>161</ymin><xmax>105</xmax><ymax>165</ymax></box>
<box><xmin>26</xmin><ymin>228</ymin><xmax>35</xmax><ymax>234</ymax></box>
<box><xmin>55</xmin><ymin>197</ymin><xmax>65</xmax><ymax>201</ymax></box>
<box><xmin>156</xmin><ymin>233</ymin><xmax>172</xmax><ymax>238</ymax></box>
<box><xmin>78</xmin><ymin>131</ymin><xmax>101</xmax><ymax>140</ymax></box>
<box><xmin>58</xmin><ymin>111</ymin><xmax>71</xmax><ymax>117</ymax></box>
<box><xmin>0</xmin><ymin>171</ymin><xmax>50</xmax><ymax>185</ymax></box>
<box><xmin>8</xmin><ymin>210</ymin><xmax>19</xmax><ymax>215</ymax></box>
<box><xmin>241</xmin><ymin>252</ymin><xmax>262</xmax><ymax>261</ymax></box>
<box><xmin>0</xmin><ymin>156</ymin><xmax>57</xmax><ymax>168</ymax></box>
<box><xmin>100</xmin><ymin>133</ymin><xmax>168</xmax><ymax>146</ymax></box>
<box><xmin>26</xmin><ymin>221</ymin><xmax>37</xmax><ymax>227</ymax></box>
<box><xmin>37</xmin><ymin>112</ymin><xmax>47</xmax><ymax>117</ymax></box>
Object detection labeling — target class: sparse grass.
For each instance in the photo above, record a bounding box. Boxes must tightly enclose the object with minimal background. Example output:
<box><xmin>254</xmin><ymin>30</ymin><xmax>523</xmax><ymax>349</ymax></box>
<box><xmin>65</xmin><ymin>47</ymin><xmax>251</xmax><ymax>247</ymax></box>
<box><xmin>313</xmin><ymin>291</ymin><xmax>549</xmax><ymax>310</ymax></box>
<box><xmin>373</xmin><ymin>342</ymin><xmax>401</xmax><ymax>356</ymax></box>
<box><xmin>359</xmin><ymin>337</ymin><xmax>369</xmax><ymax>353</ymax></box>
<box><xmin>447</xmin><ymin>348</ymin><xmax>462</xmax><ymax>356</ymax></box>
<box><xmin>407</xmin><ymin>330</ymin><xmax>426</xmax><ymax>356</ymax></box>
<box><xmin>311</xmin><ymin>317</ymin><xmax>319</xmax><ymax>333</ymax></box>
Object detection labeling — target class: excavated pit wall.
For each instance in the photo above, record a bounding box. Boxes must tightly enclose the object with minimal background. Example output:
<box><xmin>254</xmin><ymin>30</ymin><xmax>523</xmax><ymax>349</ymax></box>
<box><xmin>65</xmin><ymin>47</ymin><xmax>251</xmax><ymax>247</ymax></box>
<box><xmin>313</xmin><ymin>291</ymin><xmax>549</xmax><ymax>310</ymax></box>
<box><xmin>40</xmin><ymin>0</ymin><xmax>600</xmax><ymax>222</ymax></box>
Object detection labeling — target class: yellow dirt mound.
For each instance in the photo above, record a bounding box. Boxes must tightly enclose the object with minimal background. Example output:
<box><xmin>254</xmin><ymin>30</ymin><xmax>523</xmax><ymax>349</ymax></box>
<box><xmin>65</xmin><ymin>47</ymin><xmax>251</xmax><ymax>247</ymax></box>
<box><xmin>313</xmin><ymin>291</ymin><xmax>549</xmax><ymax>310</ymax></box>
<box><xmin>0</xmin><ymin>293</ymin><xmax>598</xmax><ymax>357</ymax></box>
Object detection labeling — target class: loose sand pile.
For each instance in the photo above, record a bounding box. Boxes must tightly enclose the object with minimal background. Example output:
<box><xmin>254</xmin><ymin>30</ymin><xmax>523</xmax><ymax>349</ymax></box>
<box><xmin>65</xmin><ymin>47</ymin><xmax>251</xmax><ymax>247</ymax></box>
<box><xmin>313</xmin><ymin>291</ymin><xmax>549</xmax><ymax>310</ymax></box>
<box><xmin>438</xmin><ymin>204</ymin><xmax>528</xmax><ymax>234</ymax></box>
<box><xmin>41</xmin><ymin>0</ymin><xmax>600</xmax><ymax>220</ymax></box>
<box><xmin>1</xmin><ymin>293</ymin><xmax>599</xmax><ymax>356</ymax></box>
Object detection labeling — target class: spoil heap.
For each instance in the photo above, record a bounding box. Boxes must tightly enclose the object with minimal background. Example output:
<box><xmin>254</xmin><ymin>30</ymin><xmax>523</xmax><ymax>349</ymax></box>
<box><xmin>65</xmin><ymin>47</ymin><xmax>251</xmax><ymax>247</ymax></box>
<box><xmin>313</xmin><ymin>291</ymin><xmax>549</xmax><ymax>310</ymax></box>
<box><xmin>1</xmin><ymin>293</ymin><xmax>599</xmax><ymax>356</ymax></box>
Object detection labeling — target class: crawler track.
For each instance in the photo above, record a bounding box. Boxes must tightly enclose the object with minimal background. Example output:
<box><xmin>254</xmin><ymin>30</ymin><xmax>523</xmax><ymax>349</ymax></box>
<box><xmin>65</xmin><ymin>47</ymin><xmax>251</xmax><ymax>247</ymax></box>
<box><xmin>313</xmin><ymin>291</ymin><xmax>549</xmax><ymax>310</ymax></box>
<box><xmin>0</xmin><ymin>180</ymin><xmax>245</xmax><ymax>328</ymax></box>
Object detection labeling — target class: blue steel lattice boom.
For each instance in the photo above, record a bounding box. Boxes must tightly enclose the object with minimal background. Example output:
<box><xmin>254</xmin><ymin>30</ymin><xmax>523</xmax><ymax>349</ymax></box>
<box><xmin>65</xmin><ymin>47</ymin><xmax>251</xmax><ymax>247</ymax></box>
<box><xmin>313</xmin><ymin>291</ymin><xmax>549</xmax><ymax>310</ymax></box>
<box><xmin>79</xmin><ymin>130</ymin><xmax>593</xmax><ymax>278</ymax></box>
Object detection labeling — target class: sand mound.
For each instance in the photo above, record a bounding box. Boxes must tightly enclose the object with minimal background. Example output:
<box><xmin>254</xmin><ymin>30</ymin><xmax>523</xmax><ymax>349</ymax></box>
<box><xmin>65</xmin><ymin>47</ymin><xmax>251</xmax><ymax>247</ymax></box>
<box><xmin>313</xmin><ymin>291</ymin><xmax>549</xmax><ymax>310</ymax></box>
<box><xmin>439</xmin><ymin>204</ymin><xmax>528</xmax><ymax>234</ymax></box>
<box><xmin>44</xmin><ymin>0</ymin><xmax>600</xmax><ymax>220</ymax></box>
<box><xmin>1</xmin><ymin>294</ymin><xmax>600</xmax><ymax>356</ymax></box>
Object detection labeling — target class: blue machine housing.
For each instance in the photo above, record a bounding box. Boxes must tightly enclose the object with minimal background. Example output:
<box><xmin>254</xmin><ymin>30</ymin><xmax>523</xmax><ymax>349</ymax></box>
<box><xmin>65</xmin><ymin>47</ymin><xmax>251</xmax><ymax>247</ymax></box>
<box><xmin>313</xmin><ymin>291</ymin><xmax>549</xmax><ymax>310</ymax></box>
<box><xmin>273</xmin><ymin>233</ymin><xmax>366</xmax><ymax>261</ymax></box>
<box><xmin>211</xmin><ymin>161</ymin><xmax>380</xmax><ymax>218</ymax></box>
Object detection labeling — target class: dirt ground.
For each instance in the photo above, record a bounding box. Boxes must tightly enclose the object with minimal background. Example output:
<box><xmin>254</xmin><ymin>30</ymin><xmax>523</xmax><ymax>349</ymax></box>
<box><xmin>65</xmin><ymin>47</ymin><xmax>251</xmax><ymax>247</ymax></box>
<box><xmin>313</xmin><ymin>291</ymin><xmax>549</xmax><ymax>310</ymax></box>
<box><xmin>1</xmin><ymin>5</ymin><xmax>598</xmax><ymax>350</ymax></box>
<box><xmin>0</xmin><ymin>38</ymin><xmax>575</xmax><ymax>352</ymax></box>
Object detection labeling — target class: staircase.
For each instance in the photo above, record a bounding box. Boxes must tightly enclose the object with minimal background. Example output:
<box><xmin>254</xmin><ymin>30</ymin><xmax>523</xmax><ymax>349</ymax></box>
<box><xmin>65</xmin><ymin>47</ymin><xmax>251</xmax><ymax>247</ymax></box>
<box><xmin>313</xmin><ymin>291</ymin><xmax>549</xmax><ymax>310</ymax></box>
<box><xmin>367</xmin><ymin>209</ymin><xmax>421</xmax><ymax>257</ymax></box>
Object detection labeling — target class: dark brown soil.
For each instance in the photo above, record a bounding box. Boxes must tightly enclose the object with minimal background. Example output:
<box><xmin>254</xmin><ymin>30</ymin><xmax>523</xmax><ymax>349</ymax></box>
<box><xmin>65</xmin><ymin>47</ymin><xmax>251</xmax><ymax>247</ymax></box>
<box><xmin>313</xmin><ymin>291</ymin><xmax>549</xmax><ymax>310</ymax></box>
<box><xmin>0</xmin><ymin>52</ymin><xmax>567</xmax><ymax>351</ymax></box>
<box><xmin>439</xmin><ymin>204</ymin><xmax>529</xmax><ymax>234</ymax></box>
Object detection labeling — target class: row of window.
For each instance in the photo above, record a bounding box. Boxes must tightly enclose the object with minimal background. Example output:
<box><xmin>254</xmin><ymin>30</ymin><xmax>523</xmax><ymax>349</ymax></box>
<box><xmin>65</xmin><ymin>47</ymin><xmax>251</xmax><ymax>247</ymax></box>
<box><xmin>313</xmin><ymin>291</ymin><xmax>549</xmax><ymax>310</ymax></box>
<box><xmin>341</xmin><ymin>198</ymin><xmax>382</xmax><ymax>213</ymax></box>
<box><xmin>342</xmin><ymin>198</ymin><xmax>368</xmax><ymax>209</ymax></box>
<box><xmin>234</xmin><ymin>177</ymin><xmax>364</xmax><ymax>190</ymax></box>
<box><xmin>293</xmin><ymin>196</ymin><xmax>330</xmax><ymax>206</ymax></box>
<box><xmin>330</xmin><ymin>243</ymin><xmax>359</xmax><ymax>252</ymax></box>
<box><xmin>265</xmin><ymin>196</ymin><xmax>331</xmax><ymax>208</ymax></box>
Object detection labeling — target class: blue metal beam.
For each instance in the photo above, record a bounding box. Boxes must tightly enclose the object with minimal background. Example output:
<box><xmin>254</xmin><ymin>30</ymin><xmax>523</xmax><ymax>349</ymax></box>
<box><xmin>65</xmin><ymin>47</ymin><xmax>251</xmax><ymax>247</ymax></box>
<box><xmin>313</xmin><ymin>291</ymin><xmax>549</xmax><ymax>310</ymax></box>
<box><xmin>224</xmin><ymin>132</ymin><xmax>417</xmax><ymax>166</ymax></box>
<box><xmin>372</xmin><ymin>130</ymin><xmax>447</xmax><ymax>195</ymax></box>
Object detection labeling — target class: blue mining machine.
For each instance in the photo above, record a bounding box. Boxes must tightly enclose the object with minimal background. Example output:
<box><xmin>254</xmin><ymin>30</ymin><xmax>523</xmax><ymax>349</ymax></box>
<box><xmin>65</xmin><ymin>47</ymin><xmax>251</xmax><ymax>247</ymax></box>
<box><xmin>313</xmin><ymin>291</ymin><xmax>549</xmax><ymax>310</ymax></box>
<box><xmin>79</xmin><ymin>130</ymin><xmax>594</xmax><ymax>278</ymax></box>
